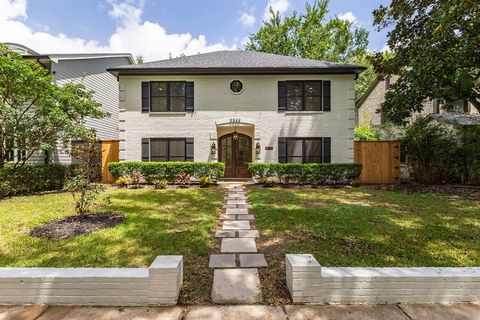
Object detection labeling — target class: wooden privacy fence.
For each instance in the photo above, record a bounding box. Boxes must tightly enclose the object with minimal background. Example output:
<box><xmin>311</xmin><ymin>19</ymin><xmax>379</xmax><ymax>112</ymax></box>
<box><xmin>354</xmin><ymin>141</ymin><xmax>401</xmax><ymax>184</ymax></box>
<box><xmin>101</xmin><ymin>140</ymin><xmax>119</xmax><ymax>183</ymax></box>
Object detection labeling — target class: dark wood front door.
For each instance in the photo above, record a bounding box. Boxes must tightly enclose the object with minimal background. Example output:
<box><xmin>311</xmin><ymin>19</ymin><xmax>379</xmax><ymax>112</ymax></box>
<box><xmin>219</xmin><ymin>133</ymin><xmax>252</xmax><ymax>178</ymax></box>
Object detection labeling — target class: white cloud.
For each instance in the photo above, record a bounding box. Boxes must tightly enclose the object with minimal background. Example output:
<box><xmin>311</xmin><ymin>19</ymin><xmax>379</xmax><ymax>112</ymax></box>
<box><xmin>0</xmin><ymin>0</ymin><xmax>26</xmax><ymax>20</ymax></box>
<box><xmin>338</xmin><ymin>12</ymin><xmax>356</xmax><ymax>23</ymax></box>
<box><xmin>0</xmin><ymin>0</ymin><xmax>235</xmax><ymax>62</ymax></box>
<box><xmin>262</xmin><ymin>0</ymin><xmax>289</xmax><ymax>21</ymax></box>
<box><xmin>238</xmin><ymin>12</ymin><xmax>256</xmax><ymax>28</ymax></box>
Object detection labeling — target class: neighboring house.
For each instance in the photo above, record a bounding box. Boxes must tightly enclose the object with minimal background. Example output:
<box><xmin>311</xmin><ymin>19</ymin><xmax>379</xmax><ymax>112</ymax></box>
<box><xmin>356</xmin><ymin>76</ymin><xmax>478</xmax><ymax>126</ymax></box>
<box><xmin>5</xmin><ymin>43</ymin><xmax>134</xmax><ymax>179</ymax></box>
<box><xmin>108</xmin><ymin>50</ymin><xmax>365</xmax><ymax>178</ymax></box>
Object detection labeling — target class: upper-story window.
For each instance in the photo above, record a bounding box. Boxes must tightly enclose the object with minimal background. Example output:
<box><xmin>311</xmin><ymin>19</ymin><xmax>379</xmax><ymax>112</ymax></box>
<box><xmin>142</xmin><ymin>81</ymin><xmax>194</xmax><ymax>113</ymax></box>
<box><xmin>151</xmin><ymin>81</ymin><xmax>185</xmax><ymax>112</ymax></box>
<box><xmin>278</xmin><ymin>80</ymin><xmax>331</xmax><ymax>112</ymax></box>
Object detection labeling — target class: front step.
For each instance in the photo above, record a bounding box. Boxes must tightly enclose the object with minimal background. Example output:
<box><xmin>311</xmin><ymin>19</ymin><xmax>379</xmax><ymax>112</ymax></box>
<box><xmin>212</xmin><ymin>268</ymin><xmax>263</xmax><ymax>304</ymax></box>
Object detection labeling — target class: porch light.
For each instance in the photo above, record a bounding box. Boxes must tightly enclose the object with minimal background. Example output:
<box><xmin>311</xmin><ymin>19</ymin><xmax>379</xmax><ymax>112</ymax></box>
<box><xmin>210</xmin><ymin>141</ymin><xmax>217</xmax><ymax>154</ymax></box>
<box><xmin>255</xmin><ymin>142</ymin><xmax>261</xmax><ymax>155</ymax></box>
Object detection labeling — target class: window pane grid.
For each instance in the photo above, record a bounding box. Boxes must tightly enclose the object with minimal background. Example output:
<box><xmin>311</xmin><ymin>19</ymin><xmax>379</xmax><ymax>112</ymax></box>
<box><xmin>282</xmin><ymin>138</ymin><xmax>327</xmax><ymax>163</ymax></box>
<box><xmin>286</xmin><ymin>81</ymin><xmax>323</xmax><ymax>111</ymax></box>
<box><xmin>150</xmin><ymin>82</ymin><xmax>186</xmax><ymax>112</ymax></box>
<box><xmin>150</xmin><ymin>138</ymin><xmax>188</xmax><ymax>161</ymax></box>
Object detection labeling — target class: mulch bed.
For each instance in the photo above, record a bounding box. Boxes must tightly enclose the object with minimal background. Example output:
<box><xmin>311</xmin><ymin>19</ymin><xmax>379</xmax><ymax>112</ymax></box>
<box><xmin>30</xmin><ymin>212</ymin><xmax>125</xmax><ymax>240</ymax></box>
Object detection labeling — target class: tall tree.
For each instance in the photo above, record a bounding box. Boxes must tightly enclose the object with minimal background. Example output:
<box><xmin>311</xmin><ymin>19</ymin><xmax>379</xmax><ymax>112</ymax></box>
<box><xmin>0</xmin><ymin>44</ymin><xmax>106</xmax><ymax>168</ymax></box>
<box><xmin>372</xmin><ymin>0</ymin><xmax>480</xmax><ymax>124</ymax></box>
<box><xmin>246</xmin><ymin>0</ymin><xmax>372</xmax><ymax>98</ymax></box>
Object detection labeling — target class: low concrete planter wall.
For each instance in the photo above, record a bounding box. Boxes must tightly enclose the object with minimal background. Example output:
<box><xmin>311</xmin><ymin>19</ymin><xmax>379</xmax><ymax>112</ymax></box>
<box><xmin>0</xmin><ymin>256</ymin><xmax>182</xmax><ymax>306</ymax></box>
<box><xmin>286</xmin><ymin>254</ymin><xmax>480</xmax><ymax>304</ymax></box>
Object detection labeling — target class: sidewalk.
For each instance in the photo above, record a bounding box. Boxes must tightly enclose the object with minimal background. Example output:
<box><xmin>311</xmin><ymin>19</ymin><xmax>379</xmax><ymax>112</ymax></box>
<box><xmin>2</xmin><ymin>304</ymin><xmax>479</xmax><ymax>320</ymax></box>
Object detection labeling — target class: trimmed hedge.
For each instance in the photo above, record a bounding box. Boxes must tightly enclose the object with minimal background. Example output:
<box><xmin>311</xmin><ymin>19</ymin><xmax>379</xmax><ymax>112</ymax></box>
<box><xmin>0</xmin><ymin>164</ymin><xmax>77</xmax><ymax>197</ymax></box>
<box><xmin>248</xmin><ymin>163</ymin><xmax>362</xmax><ymax>185</ymax></box>
<box><xmin>107</xmin><ymin>161</ymin><xmax>225</xmax><ymax>183</ymax></box>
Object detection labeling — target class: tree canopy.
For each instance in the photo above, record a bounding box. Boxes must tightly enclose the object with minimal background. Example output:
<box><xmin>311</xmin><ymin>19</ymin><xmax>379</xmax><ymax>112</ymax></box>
<box><xmin>371</xmin><ymin>0</ymin><xmax>480</xmax><ymax>124</ymax></box>
<box><xmin>246</xmin><ymin>0</ymin><xmax>373</xmax><ymax>98</ymax></box>
<box><xmin>0</xmin><ymin>44</ymin><xmax>105</xmax><ymax>168</ymax></box>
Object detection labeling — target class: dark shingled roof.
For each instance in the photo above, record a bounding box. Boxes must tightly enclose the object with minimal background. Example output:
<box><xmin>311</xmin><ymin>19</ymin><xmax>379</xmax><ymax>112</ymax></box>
<box><xmin>108</xmin><ymin>50</ymin><xmax>366</xmax><ymax>76</ymax></box>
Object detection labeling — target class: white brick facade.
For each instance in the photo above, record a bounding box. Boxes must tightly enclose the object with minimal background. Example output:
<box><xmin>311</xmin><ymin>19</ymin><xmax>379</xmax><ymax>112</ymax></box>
<box><xmin>0</xmin><ymin>256</ymin><xmax>182</xmax><ymax>306</ymax></box>
<box><xmin>119</xmin><ymin>74</ymin><xmax>356</xmax><ymax>163</ymax></box>
<box><xmin>286</xmin><ymin>254</ymin><xmax>480</xmax><ymax>304</ymax></box>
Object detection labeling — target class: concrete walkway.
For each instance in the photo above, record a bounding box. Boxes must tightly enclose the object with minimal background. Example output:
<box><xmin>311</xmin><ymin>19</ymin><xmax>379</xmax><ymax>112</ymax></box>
<box><xmin>210</xmin><ymin>183</ymin><xmax>266</xmax><ymax>304</ymax></box>
<box><xmin>2</xmin><ymin>304</ymin><xmax>479</xmax><ymax>319</ymax></box>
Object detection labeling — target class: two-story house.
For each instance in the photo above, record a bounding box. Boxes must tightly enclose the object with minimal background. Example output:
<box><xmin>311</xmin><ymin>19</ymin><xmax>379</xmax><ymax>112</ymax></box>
<box><xmin>108</xmin><ymin>50</ymin><xmax>365</xmax><ymax>178</ymax></box>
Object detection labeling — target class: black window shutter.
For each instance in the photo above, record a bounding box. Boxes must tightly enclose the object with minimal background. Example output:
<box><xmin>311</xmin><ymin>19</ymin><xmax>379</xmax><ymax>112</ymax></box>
<box><xmin>141</xmin><ymin>138</ymin><xmax>150</xmax><ymax>161</ymax></box>
<box><xmin>186</xmin><ymin>138</ymin><xmax>194</xmax><ymax>161</ymax></box>
<box><xmin>278</xmin><ymin>81</ymin><xmax>287</xmax><ymax>111</ymax></box>
<box><xmin>323</xmin><ymin>137</ymin><xmax>331</xmax><ymax>163</ymax></box>
<box><xmin>278</xmin><ymin>137</ymin><xmax>287</xmax><ymax>163</ymax></box>
<box><xmin>322</xmin><ymin>81</ymin><xmax>331</xmax><ymax>111</ymax></box>
<box><xmin>185</xmin><ymin>82</ymin><xmax>194</xmax><ymax>112</ymax></box>
<box><xmin>141</xmin><ymin>82</ymin><xmax>150</xmax><ymax>112</ymax></box>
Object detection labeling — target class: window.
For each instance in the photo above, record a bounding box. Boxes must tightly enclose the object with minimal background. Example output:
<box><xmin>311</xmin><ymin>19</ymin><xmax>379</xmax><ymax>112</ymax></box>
<box><xmin>432</xmin><ymin>99</ymin><xmax>439</xmax><ymax>114</ymax></box>
<box><xmin>280</xmin><ymin>80</ymin><xmax>331</xmax><ymax>112</ymax></box>
<box><xmin>278</xmin><ymin>137</ymin><xmax>331</xmax><ymax>163</ymax></box>
<box><xmin>230</xmin><ymin>80</ymin><xmax>243</xmax><ymax>93</ymax></box>
<box><xmin>150</xmin><ymin>81</ymin><xmax>186</xmax><ymax>112</ymax></box>
<box><xmin>384</xmin><ymin>76</ymin><xmax>391</xmax><ymax>90</ymax></box>
<box><xmin>145</xmin><ymin>138</ymin><xmax>193</xmax><ymax>162</ymax></box>
<box><xmin>451</xmin><ymin>99</ymin><xmax>468</xmax><ymax>113</ymax></box>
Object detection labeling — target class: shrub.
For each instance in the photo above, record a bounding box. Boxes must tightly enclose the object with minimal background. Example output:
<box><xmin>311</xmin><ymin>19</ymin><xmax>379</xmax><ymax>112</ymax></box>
<box><xmin>152</xmin><ymin>178</ymin><xmax>168</xmax><ymax>189</ymax></box>
<box><xmin>115</xmin><ymin>177</ymin><xmax>130</xmax><ymax>188</ymax></box>
<box><xmin>0</xmin><ymin>164</ymin><xmax>77</xmax><ymax>197</ymax></box>
<box><xmin>199</xmin><ymin>176</ymin><xmax>212</xmax><ymax>187</ymax></box>
<box><xmin>107</xmin><ymin>162</ymin><xmax>225</xmax><ymax>184</ymax></box>
<box><xmin>248</xmin><ymin>163</ymin><xmax>362</xmax><ymax>185</ymax></box>
<box><xmin>402</xmin><ymin>116</ymin><xmax>480</xmax><ymax>184</ymax></box>
<box><xmin>354</xmin><ymin>125</ymin><xmax>380</xmax><ymax>141</ymax></box>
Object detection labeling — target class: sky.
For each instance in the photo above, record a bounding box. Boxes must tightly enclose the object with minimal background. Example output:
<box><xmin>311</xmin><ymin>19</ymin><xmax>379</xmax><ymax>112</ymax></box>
<box><xmin>0</xmin><ymin>0</ymin><xmax>391</xmax><ymax>62</ymax></box>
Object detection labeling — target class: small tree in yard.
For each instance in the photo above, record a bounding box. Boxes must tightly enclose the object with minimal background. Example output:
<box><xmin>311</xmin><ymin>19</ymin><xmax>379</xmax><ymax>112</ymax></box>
<box><xmin>0</xmin><ymin>44</ymin><xmax>106</xmax><ymax>168</ymax></box>
<box><xmin>64</xmin><ymin>131</ymin><xmax>105</xmax><ymax>215</ymax></box>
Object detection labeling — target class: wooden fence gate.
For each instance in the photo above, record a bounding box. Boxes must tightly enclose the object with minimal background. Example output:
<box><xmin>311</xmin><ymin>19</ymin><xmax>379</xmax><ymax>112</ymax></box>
<box><xmin>354</xmin><ymin>141</ymin><xmax>401</xmax><ymax>184</ymax></box>
<box><xmin>101</xmin><ymin>140</ymin><xmax>119</xmax><ymax>183</ymax></box>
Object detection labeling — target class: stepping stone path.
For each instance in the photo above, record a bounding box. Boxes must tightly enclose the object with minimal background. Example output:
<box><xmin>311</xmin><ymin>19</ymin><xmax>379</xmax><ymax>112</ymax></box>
<box><xmin>210</xmin><ymin>183</ymin><xmax>267</xmax><ymax>304</ymax></box>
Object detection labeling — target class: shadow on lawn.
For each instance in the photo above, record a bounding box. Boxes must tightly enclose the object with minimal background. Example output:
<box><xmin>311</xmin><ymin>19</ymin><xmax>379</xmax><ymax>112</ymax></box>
<box><xmin>251</xmin><ymin>186</ymin><xmax>480</xmax><ymax>268</ymax></box>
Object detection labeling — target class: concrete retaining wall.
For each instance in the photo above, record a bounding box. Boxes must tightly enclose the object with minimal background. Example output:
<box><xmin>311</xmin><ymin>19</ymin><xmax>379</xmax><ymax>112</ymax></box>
<box><xmin>0</xmin><ymin>256</ymin><xmax>182</xmax><ymax>306</ymax></box>
<box><xmin>286</xmin><ymin>254</ymin><xmax>480</xmax><ymax>304</ymax></box>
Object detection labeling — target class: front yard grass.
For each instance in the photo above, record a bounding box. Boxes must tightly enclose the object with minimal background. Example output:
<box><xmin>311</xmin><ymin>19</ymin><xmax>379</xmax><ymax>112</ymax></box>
<box><xmin>0</xmin><ymin>186</ymin><xmax>223</xmax><ymax>304</ymax></box>
<box><xmin>250</xmin><ymin>185</ymin><xmax>480</xmax><ymax>304</ymax></box>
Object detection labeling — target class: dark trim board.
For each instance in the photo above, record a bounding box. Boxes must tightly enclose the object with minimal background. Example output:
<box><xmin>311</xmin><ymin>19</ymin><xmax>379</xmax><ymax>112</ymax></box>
<box><xmin>109</xmin><ymin>68</ymin><xmax>364</xmax><ymax>77</ymax></box>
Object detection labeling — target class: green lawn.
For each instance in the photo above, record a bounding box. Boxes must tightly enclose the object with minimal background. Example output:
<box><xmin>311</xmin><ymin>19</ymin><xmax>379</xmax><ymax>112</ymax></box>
<box><xmin>0</xmin><ymin>186</ymin><xmax>222</xmax><ymax>304</ymax></box>
<box><xmin>250</xmin><ymin>186</ymin><xmax>480</xmax><ymax>267</ymax></box>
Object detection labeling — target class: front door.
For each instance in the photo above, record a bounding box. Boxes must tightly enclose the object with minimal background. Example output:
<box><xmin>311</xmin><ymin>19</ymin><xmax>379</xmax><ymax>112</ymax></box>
<box><xmin>219</xmin><ymin>133</ymin><xmax>252</xmax><ymax>178</ymax></box>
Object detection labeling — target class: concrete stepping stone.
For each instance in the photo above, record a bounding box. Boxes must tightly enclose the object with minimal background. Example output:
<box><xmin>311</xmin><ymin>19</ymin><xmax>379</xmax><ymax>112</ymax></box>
<box><xmin>223</xmin><ymin>204</ymin><xmax>252</xmax><ymax>209</ymax></box>
<box><xmin>227</xmin><ymin>199</ymin><xmax>247</xmax><ymax>205</ymax></box>
<box><xmin>222</xmin><ymin>220</ymin><xmax>250</xmax><ymax>230</ymax></box>
<box><xmin>238</xmin><ymin>230</ymin><xmax>259</xmax><ymax>238</ymax></box>
<box><xmin>209</xmin><ymin>254</ymin><xmax>237</xmax><ymax>268</ymax></box>
<box><xmin>239</xmin><ymin>254</ymin><xmax>268</xmax><ymax>267</ymax></box>
<box><xmin>238</xmin><ymin>214</ymin><xmax>255</xmax><ymax>220</ymax></box>
<box><xmin>215</xmin><ymin>230</ymin><xmax>236</xmax><ymax>238</ymax></box>
<box><xmin>221</xmin><ymin>238</ymin><xmax>257</xmax><ymax>253</ymax></box>
<box><xmin>219</xmin><ymin>214</ymin><xmax>236</xmax><ymax>220</ymax></box>
<box><xmin>226</xmin><ymin>208</ymin><xmax>249</xmax><ymax>215</ymax></box>
<box><xmin>225</xmin><ymin>196</ymin><xmax>247</xmax><ymax>200</ymax></box>
<box><xmin>212</xmin><ymin>268</ymin><xmax>263</xmax><ymax>304</ymax></box>
<box><xmin>228</xmin><ymin>192</ymin><xmax>247</xmax><ymax>196</ymax></box>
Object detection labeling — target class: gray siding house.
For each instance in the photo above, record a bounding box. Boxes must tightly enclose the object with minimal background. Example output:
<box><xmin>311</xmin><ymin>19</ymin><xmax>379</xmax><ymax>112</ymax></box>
<box><xmin>6</xmin><ymin>43</ymin><xmax>134</xmax><ymax>168</ymax></box>
<box><xmin>109</xmin><ymin>51</ymin><xmax>365</xmax><ymax>178</ymax></box>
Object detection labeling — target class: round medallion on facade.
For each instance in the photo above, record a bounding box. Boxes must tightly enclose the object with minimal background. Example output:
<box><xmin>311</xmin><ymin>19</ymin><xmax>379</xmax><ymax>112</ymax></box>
<box><xmin>230</xmin><ymin>80</ymin><xmax>243</xmax><ymax>93</ymax></box>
